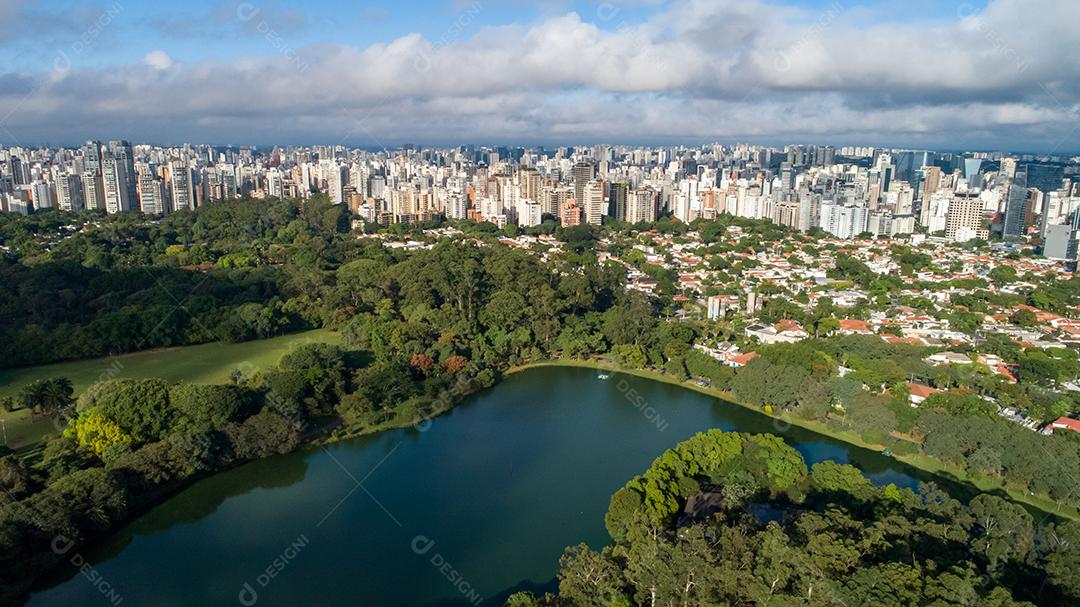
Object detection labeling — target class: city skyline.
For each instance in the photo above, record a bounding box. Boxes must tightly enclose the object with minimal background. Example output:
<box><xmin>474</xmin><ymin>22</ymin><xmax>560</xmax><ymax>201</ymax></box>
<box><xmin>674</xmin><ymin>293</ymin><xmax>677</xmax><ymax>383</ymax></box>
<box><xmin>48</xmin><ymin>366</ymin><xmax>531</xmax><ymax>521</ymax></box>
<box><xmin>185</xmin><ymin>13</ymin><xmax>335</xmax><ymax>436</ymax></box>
<box><xmin>1</xmin><ymin>0</ymin><xmax>1079</xmax><ymax>151</ymax></box>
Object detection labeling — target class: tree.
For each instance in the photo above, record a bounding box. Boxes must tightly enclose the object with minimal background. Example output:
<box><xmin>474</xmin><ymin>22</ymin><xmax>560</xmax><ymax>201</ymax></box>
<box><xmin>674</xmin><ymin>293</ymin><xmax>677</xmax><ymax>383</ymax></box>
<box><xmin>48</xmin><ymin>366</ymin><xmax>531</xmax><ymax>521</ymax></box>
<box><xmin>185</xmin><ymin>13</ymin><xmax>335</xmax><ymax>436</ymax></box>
<box><xmin>968</xmin><ymin>494</ymin><xmax>1034</xmax><ymax>569</ymax></box>
<box><xmin>948</xmin><ymin>311</ymin><xmax>982</xmax><ymax>334</ymax></box>
<box><xmin>1011</xmin><ymin>308</ymin><xmax>1038</xmax><ymax>327</ymax></box>
<box><xmin>64</xmin><ymin>408</ymin><xmax>132</xmax><ymax>459</ymax></box>
<box><xmin>78</xmin><ymin>379</ymin><xmax>174</xmax><ymax>443</ymax></box>
<box><xmin>557</xmin><ymin>544</ymin><xmax>628</xmax><ymax>607</ymax></box>
<box><xmin>18</xmin><ymin>377</ymin><xmax>74</xmax><ymax>418</ymax></box>
<box><xmin>169</xmin><ymin>384</ymin><xmax>255</xmax><ymax>432</ymax></box>
<box><xmin>988</xmin><ymin>265</ymin><xmax>1019</xmax><ymax>284</ymax></box>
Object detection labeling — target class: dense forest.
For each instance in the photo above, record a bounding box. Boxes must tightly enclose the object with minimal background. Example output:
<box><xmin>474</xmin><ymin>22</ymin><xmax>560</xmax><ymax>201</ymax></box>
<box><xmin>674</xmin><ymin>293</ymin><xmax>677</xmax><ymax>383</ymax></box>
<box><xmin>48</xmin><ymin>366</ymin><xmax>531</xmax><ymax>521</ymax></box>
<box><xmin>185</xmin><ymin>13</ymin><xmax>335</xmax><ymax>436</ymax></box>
<box><xmin>507</xmin><ymin>430</ymin><xmax>1080</xmax><ymax>607</ymax></box>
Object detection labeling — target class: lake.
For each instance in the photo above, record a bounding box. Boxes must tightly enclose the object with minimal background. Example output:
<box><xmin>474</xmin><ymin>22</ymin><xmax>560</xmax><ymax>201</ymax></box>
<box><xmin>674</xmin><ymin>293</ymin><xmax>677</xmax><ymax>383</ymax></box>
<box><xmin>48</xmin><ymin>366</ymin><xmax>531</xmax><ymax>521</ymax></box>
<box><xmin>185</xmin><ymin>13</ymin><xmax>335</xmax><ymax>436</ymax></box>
<box><xmin>26</xmin><ymin>366</ymin><xmax>937</xmax><ymax>607</ymax></box>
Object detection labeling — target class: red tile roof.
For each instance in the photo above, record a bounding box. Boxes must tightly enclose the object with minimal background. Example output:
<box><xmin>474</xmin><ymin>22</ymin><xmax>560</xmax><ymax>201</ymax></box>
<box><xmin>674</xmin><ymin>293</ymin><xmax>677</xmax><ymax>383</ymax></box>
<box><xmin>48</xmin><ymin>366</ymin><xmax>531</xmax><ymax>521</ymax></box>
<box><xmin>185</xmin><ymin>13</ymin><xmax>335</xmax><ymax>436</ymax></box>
<box><xmin>907</xmin><ymin>382</ymin><xmax>940</xmax><ymax>400</ymax></box>
<box><xmin>839</xmin><ymin>319</ymin><xmax>871</xmax><ymax>332</ymax></box>
<box><xmin>1051</xmin><ymin>417</ymin><xmax>1080</xmax><ymax>435</ymax></box>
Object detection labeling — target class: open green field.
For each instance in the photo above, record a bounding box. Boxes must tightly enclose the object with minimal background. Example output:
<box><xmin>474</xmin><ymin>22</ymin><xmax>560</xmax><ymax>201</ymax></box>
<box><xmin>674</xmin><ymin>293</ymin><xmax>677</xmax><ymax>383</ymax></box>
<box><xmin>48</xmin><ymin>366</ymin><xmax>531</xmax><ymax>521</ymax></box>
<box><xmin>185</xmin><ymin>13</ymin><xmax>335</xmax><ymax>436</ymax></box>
<box><xmin>0</xmin><ymin>408</ymin><xmax>56</xmax><ymax>453</ymax></box>
<box><xmin>0</xmin><ymin>329</ymin><xmax>340</xmax><ymax>450</ymax></box>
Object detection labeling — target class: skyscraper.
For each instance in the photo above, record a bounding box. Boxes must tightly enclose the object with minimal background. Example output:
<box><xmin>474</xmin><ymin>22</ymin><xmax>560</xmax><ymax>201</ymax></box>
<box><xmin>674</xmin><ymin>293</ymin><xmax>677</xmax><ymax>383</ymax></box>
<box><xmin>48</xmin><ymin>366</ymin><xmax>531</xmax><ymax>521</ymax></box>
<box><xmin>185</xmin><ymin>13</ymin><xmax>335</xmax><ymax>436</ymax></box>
<box><xmin>609</xmin><ymin>182</ymin><xmax>629</xmax><ymax>222</ymax></box>
<box><xmin>169</xmin><ymin>160</ymin><xmax>194</xmax><ymax>211</ymax></box>
<box><xmin>1024</xmin><ymin>163</ymin><xmax>1064</xmax><ymax>194</ymax></box>
<box><xmin>1002</xmin><ymin>173</ymin><xmax>1030</xmax><ymax>239</ymax></box>
<box><xmin>138</xmin><ymin>171</ymin><xmax>167</xmax><ymax>215</ymax></box>
<box><xmin>945</xmin><ymin>193</ymin><xmax>988</xmax><ymax>242</ymax></box>
<box><xmin>582</xmin><ymin>179</ymin><xmax>606</xmax><ymax>225</ymax></box>
<box><xmin>102</xmin><ymin>154</ymin><xmax>132</xmax><ymax>213</ymax></box>
<box><xmin>82</xmin><ymin>170</ymin><xmax>104</xmax><ymax>211</ymax></box>
<box><xmin>29</xmin><ymin>180</ymin><xmax>52</xmax><ymax>210</ymax></box>
<box><xmin>55</xmin><ymin>173</ymin><xmax>83</xmax><ymax>211</ymax></box>
<box><xmin>518</xmin><ymin>167</ymin><xmax>541</xmax><ymax>202</ymax></box>
<box><xmin>573</xmin><ymin>161</ymin><xmax>595</xmax><ymax>209</ymax></box>
<box><xmin>108</xmin><ymin>140</ymin><xmax>138</xmax><ymax>205</ymax></box>
<box><xmin>81</xmin><ymin>140</ymin><xmax>102</xmax><ymax>175</ymax></box>
<box><xmin>627</xmin><ymin>188</ymin><xmax>657</xmax><ymax>224</ymax></box>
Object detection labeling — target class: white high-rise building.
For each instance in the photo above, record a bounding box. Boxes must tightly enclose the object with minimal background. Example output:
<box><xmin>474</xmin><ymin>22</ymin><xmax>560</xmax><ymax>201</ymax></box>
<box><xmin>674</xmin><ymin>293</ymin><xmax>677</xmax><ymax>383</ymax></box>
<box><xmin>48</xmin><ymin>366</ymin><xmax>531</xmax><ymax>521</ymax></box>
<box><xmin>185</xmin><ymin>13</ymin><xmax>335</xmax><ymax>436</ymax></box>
<box><xmin>627</xmin><ymin>188</ymin><xmax>657</xmax><ymax>224</ymax></box>
<box><xmin>583</xmin><ymin>179</ymin><xmax>606</xmax><ymax>225</ymax></box>
<box><xmin>82</xmin><ymin>171</ymin><xmax>104</xmax><ymax>211</ymax></box>
<box><xmin>169</xmin><ymin>161</ymin><xmax>194</xmax><ymax>211</ymax></box>
<box><xmin>516</xmin><ymin>200</ymin><xmax>542</xmax><ymax>227</ymax></box>
<box><xmin>945</xmin><ymin>194</ymin><xmax>988</xmax><ymax>242</ymax></box>
<box><xmin>138</xmin><ymin>172</ymin><xmax>167</xmax><ymax>215</ymax></box>
<box><xmin>324</xmin><ymin>162</ymin><xmax>346</xmax><ymax>204</ymax></box>
<box><xmin>819</xmin><ymin>202</ymin><xmax>869</xmax><ymax>238</ymax></box>
<box><xmin>102</xmin><ymin>155</ymin><xmax>132</xmax><ymax>213</ymax></box>
<box><xmin>56</xmin><ymin>173</ymin><xmax>83</xmax><ymax>212</ymax></box>
<box><xmin>30</xmin><ymin>180</ymin><xmax>53</xmax><ymax>210</ymax></box>
<box><xmin>448</xmin><ymin>194</ymin><xmax>469</xmax><ymax>220</ymax></box>
<box><xmin>267</xmin><ymin>168</ymin><xmax>284</xmax><ymax>198</ymax></box>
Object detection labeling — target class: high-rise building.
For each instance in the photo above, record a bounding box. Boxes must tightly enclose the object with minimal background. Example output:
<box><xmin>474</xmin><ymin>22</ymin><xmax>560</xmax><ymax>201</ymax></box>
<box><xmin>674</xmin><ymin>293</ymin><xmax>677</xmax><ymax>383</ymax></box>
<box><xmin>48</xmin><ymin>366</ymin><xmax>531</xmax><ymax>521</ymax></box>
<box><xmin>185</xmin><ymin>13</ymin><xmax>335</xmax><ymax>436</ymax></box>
<box><xmin>324</xmin><ymin>162</ymin><xmax>346</xmax><ymax>204</ymax></box>
<box><xmin>29</xmin><ymin>180</ymin><xmax>52</xmax><ymax>210</ymax></box>
<box><xmin>108</xmin><ymin>140</ymin><xmax>138</xmax><ymax>205</ymax></box>
<box><xmin>55</xmin><ymin>173</ymin><xmax>83</xmax><ymax>211</ymax></box>
<box><xmin>169</xmin><ymin>160</ymin><xmax>194</xmax><ymax>211</ymax></box>
<box><xmin>627</xmin><ymin>188</ymin><xmax>657</xmax><ymax>224</ymax></box>
<box><xmin>1002</xmin><ymin>173</ymin><xmax>1030</xmax><ymax>239</ymax></box>
<box><xmin>267</xmin><ymin>168</ymin><xmax>285</xmax><ymax>198</ymax></box>
<box><xmin>82</xmin><ymin>171</ymin><xmax>104</xmax><ymax>211</ymax></box>
<box><xmin>582</xmin><ymin>179</ymin><xmax>606</xmax><ymax>225</ymax></box>
<box><xmin>561</xmin><ymin>199</ymin><xmax>582</xmax><ymax>227</ymax></box>
<box><xmin>818</xmin><ymin>202</ymin><xmax>869</xmax><ymax>238</ymax></box>
<box><xmin>518</xmin><ymin>167</ymin><xmax>541</xmax><ymax>202</ymax></box>
<box><xmin>1042</xmin><ymin>224</ymin><xmax>1078</xmax><ymax>261</ymax></box>
<box><xmin>81</xmin><ymin>140</ymin><xmax>102</xmax><ymax>175</ymax></box>
<box><xmin>102</xmin><ymin>154</ymin><xmax>132</xmax><ymax>213</ymax></box>
<box><xmin>609</xmin><ymin>182</ymin><xmax>629</xmax><ymax>222</ymax></box>
<box><xmin>138</xmin><ymin>171</ymin><xmax>167</xmax><ymax>215</ymax></box>
<box><xmin>516</xmin><ymin>200</ymin><xmax>542</xmax><ymax>227</ymax></box>
<box><xmin>1000</xmin><ymin>157</ymin><xmax>1018</xmax><ymax>180</ymax></box>
<box><xmin>573</xmin><ymin>161</ymin><xmax>595</xmax><ymax>208</ymax></box>
<box><xmin>945</xmin><ymin>193</ymin><xmax>988</xmax><ymax>242</ymax></box>
<box><xmin>1024</xmin><ymin>163</ymin><xmax>1064</xmax><ymax>194</ymax></box>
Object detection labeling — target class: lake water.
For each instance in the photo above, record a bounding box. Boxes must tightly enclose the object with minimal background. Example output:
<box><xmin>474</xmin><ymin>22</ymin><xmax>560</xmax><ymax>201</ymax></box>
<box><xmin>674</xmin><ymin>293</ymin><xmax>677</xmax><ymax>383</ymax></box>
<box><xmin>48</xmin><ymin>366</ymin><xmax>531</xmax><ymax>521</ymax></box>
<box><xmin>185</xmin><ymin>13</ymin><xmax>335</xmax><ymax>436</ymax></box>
<box><xmin>26</xmin><ymin>366</ymin><xmax>938</xmax><ymax>607</ymax></box>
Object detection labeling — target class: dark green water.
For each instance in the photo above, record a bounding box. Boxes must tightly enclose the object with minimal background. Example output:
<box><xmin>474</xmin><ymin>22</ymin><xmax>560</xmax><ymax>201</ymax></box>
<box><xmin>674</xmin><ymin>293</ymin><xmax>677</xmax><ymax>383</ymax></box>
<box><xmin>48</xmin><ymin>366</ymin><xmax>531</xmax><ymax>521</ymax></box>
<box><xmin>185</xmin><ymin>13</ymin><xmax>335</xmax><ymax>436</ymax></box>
<box><xmin>26</xmin><ymin>367</ymin><xmax>935</xmax><ymax>607</ymax></box>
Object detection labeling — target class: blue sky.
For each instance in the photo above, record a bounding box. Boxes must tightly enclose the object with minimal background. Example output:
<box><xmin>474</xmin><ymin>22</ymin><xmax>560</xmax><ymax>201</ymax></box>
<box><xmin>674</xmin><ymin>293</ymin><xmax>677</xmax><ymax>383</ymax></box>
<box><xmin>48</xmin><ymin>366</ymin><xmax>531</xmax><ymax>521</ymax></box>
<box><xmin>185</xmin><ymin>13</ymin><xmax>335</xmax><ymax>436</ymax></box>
<box><xmin>2</xmin><ymin>0</ymin><xmax>990</xmax><ymax>70</ymax></box>
<box><xmin>2</xmin><ymin>0</ymin><xmax>1076</xmax><ymax>152</ymax></box>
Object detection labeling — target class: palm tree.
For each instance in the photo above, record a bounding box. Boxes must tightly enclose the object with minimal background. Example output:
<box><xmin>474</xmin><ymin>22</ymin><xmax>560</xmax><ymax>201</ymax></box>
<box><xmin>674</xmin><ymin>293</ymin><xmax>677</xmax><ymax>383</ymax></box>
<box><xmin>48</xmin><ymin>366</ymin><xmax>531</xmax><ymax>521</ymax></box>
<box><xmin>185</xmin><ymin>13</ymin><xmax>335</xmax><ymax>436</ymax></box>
<box><xmin>40</xmin><ymin>378</ymin><xmax>75</xmax><ymax>418</ymax></box>
<box><xmin>17</xmin><ymin>381</ymin><xmax>48</xmax><ymax>419</ymax></box>
<box><xmin>19</xmin><ymin>377</ymin><xmax>73</xmax><ymax>419</ymax></box>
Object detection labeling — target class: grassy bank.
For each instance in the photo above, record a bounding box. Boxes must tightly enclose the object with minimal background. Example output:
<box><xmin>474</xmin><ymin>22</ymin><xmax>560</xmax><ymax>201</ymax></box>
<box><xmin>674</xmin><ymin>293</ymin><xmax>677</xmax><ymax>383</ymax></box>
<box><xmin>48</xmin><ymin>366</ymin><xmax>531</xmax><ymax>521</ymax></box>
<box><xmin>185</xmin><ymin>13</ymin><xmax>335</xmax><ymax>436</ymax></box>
<box><xmin>0</xmin><ymin>329</ymin><xmax>341</xmax><ymax>450</ymax></box>
<box><xmin>508</xmin><ymin>358</ymin><xmax>1080</xmax><ymax>523</ymax></box>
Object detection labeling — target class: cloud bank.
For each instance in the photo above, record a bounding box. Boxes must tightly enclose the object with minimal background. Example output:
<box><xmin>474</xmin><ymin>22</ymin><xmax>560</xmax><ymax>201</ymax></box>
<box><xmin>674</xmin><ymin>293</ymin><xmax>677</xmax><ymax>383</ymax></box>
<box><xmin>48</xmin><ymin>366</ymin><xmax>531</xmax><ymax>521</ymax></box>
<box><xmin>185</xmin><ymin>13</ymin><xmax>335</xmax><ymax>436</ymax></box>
<box><xmin>0</xmin><ymin>0</ymin><xmax>1078</xmax><ymax>151</ymax></box>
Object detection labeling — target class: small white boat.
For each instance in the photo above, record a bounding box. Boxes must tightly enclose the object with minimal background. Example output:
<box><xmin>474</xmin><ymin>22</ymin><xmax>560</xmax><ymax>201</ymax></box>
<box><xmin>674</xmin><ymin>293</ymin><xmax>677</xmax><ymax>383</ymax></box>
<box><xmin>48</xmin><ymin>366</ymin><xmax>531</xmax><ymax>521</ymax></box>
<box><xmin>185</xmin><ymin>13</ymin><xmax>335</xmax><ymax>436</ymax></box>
<box><xmin>597</xmin><ymin>373</ymin><xmax>611</xmax><ymax>380</ymax></box>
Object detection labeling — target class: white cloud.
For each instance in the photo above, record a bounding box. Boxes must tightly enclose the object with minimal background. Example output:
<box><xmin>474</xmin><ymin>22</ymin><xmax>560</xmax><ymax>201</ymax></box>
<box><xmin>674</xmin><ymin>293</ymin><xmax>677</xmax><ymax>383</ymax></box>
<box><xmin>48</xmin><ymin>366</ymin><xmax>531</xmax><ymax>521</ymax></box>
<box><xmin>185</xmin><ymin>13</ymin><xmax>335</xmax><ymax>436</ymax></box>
<box><xmin>0</xmin><ymin>0</ymin><xmax>1078</xmax><ymax>150</ymax></box>
<box><xmin>143</xmin><ymin>50</ymin><xmax>174</xmax><ymax>70</ymax></box>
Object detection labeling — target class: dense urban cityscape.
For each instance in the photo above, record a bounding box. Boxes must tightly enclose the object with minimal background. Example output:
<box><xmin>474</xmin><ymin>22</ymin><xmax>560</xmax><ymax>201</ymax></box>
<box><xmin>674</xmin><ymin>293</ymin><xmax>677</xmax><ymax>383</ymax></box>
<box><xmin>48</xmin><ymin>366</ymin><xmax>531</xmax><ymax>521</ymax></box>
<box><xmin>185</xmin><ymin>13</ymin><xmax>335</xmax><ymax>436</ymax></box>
<box><xmin>3</xmin><ymin>141</ymin><xmax>1080</xmax><ymax>258</ymax></box>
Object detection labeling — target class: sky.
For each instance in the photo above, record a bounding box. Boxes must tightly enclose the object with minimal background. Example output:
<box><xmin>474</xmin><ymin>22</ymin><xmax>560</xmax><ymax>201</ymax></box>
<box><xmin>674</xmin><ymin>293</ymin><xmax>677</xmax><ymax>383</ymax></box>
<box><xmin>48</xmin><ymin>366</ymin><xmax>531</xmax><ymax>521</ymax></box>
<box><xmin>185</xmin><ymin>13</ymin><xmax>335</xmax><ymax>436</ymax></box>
<box><xmin>0</xmin><ymin>0</ymin><xmax>1077</xmax><ymax>153</ymax></box>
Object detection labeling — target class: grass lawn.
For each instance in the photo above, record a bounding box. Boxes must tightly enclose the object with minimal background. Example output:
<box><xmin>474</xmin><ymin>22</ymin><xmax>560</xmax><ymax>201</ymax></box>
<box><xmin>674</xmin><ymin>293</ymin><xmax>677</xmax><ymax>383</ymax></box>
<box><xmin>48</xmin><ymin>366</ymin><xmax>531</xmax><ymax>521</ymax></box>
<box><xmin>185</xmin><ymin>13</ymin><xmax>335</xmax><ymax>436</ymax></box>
<box><xmin>0</xmin><ymin>329</ymin><xmax>340</xmax><ymax>450</ymax></box>
<box><xmin>0</xmin><ymin>408</ymin><xmax>56</xmax><ymax>453</ymax></box>
<box><xmin>0</xmin><ymin>328</ymin><xmax>340</xmax><ymax>398</ymax></box>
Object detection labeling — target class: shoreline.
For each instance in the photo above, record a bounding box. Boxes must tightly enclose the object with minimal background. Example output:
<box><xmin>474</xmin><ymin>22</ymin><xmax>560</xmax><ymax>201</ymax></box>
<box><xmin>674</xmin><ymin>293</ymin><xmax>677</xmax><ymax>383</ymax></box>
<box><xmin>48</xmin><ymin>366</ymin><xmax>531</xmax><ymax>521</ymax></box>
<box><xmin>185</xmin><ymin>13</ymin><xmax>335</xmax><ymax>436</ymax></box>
<box><xmin>507</xmin><ymin>358</ymin><xmax>1080</xmax><ymax>523</ymax></box>
<box><xmin>16</xmin><ymin>357</ymin><xmax>1078</xmax><ymax>605</ymax></box>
